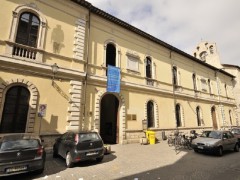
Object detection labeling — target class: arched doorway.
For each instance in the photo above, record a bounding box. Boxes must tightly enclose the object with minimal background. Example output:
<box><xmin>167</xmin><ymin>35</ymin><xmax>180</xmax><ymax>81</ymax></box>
<box><xmin>211</xmin><ymin>106</ymin><xmax>218</xmax><ymax>130</ymax></box>
<box><xmin>100</xmin><ymin>94</ymin><xmax>119</xmax><ymax>144</ymax></box>
<box><xmin>0</xmin><ymin>86</ymin><xmax>30</xmax><ymax>133</ymax></box>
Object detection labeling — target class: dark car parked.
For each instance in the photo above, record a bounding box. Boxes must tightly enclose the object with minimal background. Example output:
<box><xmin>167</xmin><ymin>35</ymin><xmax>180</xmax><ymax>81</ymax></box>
<box><xmin>53</xmin><ymin>131</ymin><xmax>104</xmax><ymax>168</ymax></box>
<box><xmin>191</xmin><ymin>130</ymin><xmax>239</xmax><ymax>156</ymax></box>
<box><xmin>0</xmin><ymin>133</ymin><xmax>46</xmax><ymax>177</ymax></box>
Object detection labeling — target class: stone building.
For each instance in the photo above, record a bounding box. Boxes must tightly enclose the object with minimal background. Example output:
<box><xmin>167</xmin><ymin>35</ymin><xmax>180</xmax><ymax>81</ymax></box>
<box><xmin>0</xmin><ymin>0</ymin><xmax>237</xmax><ymax>148</ymax></box>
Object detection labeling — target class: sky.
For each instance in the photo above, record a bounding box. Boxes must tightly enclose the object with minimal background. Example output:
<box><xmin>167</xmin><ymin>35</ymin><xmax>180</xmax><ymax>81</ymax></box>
<box><xmin>86</xmin><ymin>0</ymin><xmax>240</xmax><ymax>66</ymax></box>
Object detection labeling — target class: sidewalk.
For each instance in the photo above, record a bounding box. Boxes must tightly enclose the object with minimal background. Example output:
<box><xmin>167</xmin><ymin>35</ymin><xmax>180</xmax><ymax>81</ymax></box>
<box><xmin>39</xmin><ymin>141</ymin><xmax>189</xmax><ymax>180</ymax></box>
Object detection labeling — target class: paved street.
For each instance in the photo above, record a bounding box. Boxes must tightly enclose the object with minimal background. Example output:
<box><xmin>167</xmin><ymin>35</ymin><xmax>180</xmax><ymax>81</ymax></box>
<box><xmin>3</xmin><ymin>141</ymin><xmax>240</xmax><ymax>180</ymax></box>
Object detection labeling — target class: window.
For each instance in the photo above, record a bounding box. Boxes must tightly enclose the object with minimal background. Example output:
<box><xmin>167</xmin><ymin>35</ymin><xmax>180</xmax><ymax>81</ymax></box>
<box><xmin>199</xmin><ymin>51</ymin><xmax>208</xmax><ymax>61</ymax></box>
<box><xmin>127</xmin><ymin>56</ymin><xmax>139</xmax><ymax>72</ymax></box>
<box><xmin>225</xmin><ymin>84</ymin><xmax>228</xmax><ymax>97</ymax></box>
<box><xmin>0</xmin><ymin>86</ymin><xmax>30</xmax><ymax>133</ymax></box>
<box><xmin>208</xmin><ymin>79</ymin><xmax>212</xmax><ymax>94</ymax></box>
<box><xmin>106</xmin><ymin>43</ymin><xmax>116</xmax><ymax>75</ymax></box>
<box><xmin>201</xmin><ymin>79</ymin><xmax>207</xmax><ymax>91</ymax></box>
<box><xmin>16</xmin><ymin>12</ymin><xmax>40</xmax><ymax>47</ymax></box>
<box><xmin>209</xmin><ymin>45</ymin><xmax>214</xmax><ymax>54</ymax></box>
<box><xmin>7</xmin><ymin>5</ymin><xmax>47</xmax><ymax>61</ymax></box>
<box><xmin>147</xmin><ymin>101</ymin><xmax>154</xmax><ymax>128</ymax></box>
<box><xmin>176</xmin><ymin>104</ymin><xmax>182</xmax><ymax>127</ymax></box>
<box><xmin>192</xmin><ymin>74</ymin><xmax>197</xmax><ymax>90</ymax></box>
<box><xmin>145</xmin><ymin>57</ymin><xmax>152</xmax><ymax>79</ymax></box>
<box><xmin>229</xmin><ymin>110</ymin><xmax>233</xmax><ymax>125</ymax></box>
<box><xmin>172</xmin><ymin>66</ymin><xmax>178</xmax><ymax>86</ymax></box>
<box><xmin>196</xmin><ymin>106</ymin><xmax>201</xmax><ymax>126</ymax></box>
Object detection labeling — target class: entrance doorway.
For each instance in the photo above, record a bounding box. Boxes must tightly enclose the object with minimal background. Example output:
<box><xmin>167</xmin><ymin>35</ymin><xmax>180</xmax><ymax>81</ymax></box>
<box><xmin>211</xmin><ymin>106</ymin><xmax>218</xmax><ymax>130</ymax></box>
<box><xmin>100</xmin><ymin>94</ymin><xmax>119</xmax><ymax>144</ymax></box>
<box><xmin>0</xmin><ymin>86</ymin><xmax>30</xmax><ymax>133</ymax></box>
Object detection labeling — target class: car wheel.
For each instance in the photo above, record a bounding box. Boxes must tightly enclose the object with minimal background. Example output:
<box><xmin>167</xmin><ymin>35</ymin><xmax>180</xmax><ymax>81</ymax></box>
<box><xmin>217</xmin><ymin>147</ymin><xmax>223</xmax><ymax>156</ymax></box>
<box><xmin>234</xmin><ymin>143</ymin><xmax>239</xmax><ymax>152</ymax></box>
<box><xmin>66</xmin><ymin>152</ymin><xmax>74</xmax><ymax>168</ymax></box>
<box><xmin>96</xmin><ymin>156</ymin><xmax>104</xmax><ymax>163</ymax></box>
<box><xmin>34</xmin><ymin>167</ymin><xmax>44</xmax><ymax>175</ymax></box>
<box><xmin>194</xmin><ymin>149</ymin><xmax>198</xmax><ymax>153</ymax></box>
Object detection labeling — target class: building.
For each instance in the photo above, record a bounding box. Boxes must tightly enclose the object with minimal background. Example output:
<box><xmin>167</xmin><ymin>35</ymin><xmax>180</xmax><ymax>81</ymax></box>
<box><xmin>0</xmin><ymin>0</ymin><xmax>237</xmax><ymax>148</ymax></box>
<box><xmin>193</xmin><ymin>41</ymin><xmax>239</xmax><ymax>127</ymax></box>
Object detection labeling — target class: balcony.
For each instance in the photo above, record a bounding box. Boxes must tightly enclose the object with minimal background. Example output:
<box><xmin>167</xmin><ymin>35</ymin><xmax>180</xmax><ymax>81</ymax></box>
<box><xmin>5</xmin><ymin>41</ymin><xmax>43</xmax><ymax>62</ymax></box>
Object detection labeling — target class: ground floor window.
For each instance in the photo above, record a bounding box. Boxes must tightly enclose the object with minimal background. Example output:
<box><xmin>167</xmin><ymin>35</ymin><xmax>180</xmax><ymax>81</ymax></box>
<box><xmin>0</xmin><ymin>86</ymin><xmax>30</xmax><ymax>133</ymax></box>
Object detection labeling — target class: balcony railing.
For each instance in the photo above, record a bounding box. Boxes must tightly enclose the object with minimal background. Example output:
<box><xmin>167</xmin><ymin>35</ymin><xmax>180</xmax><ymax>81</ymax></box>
<box><xmin>5</xmin><ymin>41</ymin><xmax>43</xmax><ymax>62</ymax></box>
<box><xmin>12</xmin><ymin>44</ymin><xmax>37</xmax><ymax>60</ymax></box>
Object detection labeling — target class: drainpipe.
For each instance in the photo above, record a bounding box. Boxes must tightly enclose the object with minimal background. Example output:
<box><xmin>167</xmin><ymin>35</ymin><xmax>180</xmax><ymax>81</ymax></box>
<box><xmin>82</xmin><ymin>4</ymin><xmax>92</xmax><ymax>130</ymax></box>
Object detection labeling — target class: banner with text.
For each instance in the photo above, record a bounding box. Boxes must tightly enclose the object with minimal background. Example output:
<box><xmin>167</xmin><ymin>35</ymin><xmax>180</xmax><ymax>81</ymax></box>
<box><xmin>107</xmin><ymin>65</ymin><xmax>121</xmax><ymax>93</ymax></box>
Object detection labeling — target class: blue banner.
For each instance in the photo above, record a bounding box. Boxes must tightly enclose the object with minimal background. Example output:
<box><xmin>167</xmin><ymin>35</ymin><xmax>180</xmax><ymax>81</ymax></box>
<box><xmin>107</xmin><ymin>65</ymin><xmax>121</xmax><ymax>93</ymax></box>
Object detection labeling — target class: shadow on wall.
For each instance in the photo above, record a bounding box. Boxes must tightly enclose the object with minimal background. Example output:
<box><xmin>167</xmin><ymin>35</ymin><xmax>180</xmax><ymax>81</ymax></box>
<box><xmin>51</xmin><ymin>24</ymin><xmax>65</xmax><ymax>54</ymax></box>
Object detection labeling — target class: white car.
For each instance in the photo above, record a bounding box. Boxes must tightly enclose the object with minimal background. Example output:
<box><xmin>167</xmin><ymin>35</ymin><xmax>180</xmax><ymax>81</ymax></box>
<box><xmin>191</xmin><ymin>130</ymin><xmax>239</xmax><ymax>156</ymax></box>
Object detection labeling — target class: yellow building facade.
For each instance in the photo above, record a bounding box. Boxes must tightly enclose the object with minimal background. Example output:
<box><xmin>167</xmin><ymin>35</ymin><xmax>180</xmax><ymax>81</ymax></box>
<box><xmin>0</xmin><ymin>0</ymin><xmax>237</xmax><ymax>147</ymax></box>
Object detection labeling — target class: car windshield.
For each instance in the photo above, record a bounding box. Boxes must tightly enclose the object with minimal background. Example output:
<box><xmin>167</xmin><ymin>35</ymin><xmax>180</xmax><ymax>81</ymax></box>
<box><xmin>200</xmin><ymin>131</ymin><xmax>222</xmax><ymax>139</ymax></box>
<box><xmin>79</xmin><ymin>132</ymin><xmax>100</xmax><ymax>142</ymax></box>
<box><xmin>0</xmin><ymin>139</ymin><xmax>39</xmax><ymax>151</ymax></box>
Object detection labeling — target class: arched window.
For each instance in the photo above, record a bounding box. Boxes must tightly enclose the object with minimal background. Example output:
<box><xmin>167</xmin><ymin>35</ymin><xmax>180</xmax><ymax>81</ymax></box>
<box><xmin>8</xmin><ymin>5</ymin><xmax>47</xmax><ymax>61</ymax></box>
<box><xmin>225</xmin><ymin>84</ymin><xmax>228</xmax><ymax>97</ymax></box>
<box><xmin>200</xmin><ymin>51</ymin><xmax>208</xmax><ymax>62</ymax></box>
<box><xmin>145</xmin><ymin>57</ymin><xmax>152</xmax><ymax>79</ymax></box>
<box><xmin>106</xmin><ymin>43</ymin><xmax>116</xmax><ymax>67</ymax></box>
<box><xmin>209</xmin><ymin>45</ymin><xmax>214</xmax><ymax>54</ymax></box>
<box><xmin>229</xmin><ymin>110</ymin><xmax>233</xmax><ymax>125</ymax></box>
<box><xmin>175</xmin><ymin>104</ymin><xmax>182</xmax><ymax>127</ymax></box>
<box><xmin>192</xmin><ymin>73</ymin><xmax>197</xmax><ymax>90</ymax></box>
<box><xmin>172</xmin><ymin>66</ymin><xmax>178</xmax><ymax>86</ymax></box>
<box><xmin>208</xmin><ymin>79</ymin><xmax>212</xmax><ymax>94</ymax></box>
<box><xmin>106</xmin><ymin>43</ymin><xmax>116</xmax><ymax>75</ymax></box>
<box><xmin>16</xmin><ymin>12</ymin><xmax>40</xmax><ymax>47</ymax></box>
<box><xmin>147</xmin><ymin>101</ymin><xmax>154</xmax><ymax>128</ymax></box>
<box><xmin>0</xmin><ymin>86</ymin><xmax>30</xmax><ymax>133</ymax></box>
<box><xmin>196</xmin><ymin>106</ymin><xmax>201</xmax><ymax>126</ymax></box>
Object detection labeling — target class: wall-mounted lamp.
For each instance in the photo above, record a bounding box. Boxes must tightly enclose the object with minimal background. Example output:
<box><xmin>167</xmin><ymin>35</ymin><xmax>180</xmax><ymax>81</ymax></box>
<box><xmin>51</xmin><ymin>63</ymin><xmax>59</xmax><ymax>85</ymax></box>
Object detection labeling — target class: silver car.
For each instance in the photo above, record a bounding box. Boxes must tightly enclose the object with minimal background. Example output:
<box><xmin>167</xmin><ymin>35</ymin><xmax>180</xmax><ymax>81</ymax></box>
<box><xmin>191</xmin><ymin>130</ymin><xmax>239</xmax><ymax>156</ymax></box>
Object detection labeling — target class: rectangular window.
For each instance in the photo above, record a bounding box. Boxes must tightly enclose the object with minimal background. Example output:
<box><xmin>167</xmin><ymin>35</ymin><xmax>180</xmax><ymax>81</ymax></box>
<box><xmin>127</xmin><ymin>56</ymin><xmax>139</xmax><ymax>72</ymax></box>
<box><xmin>201</xmin><ymin>79</ymin><xmax>207</xmax><ymax>91</ymax></box>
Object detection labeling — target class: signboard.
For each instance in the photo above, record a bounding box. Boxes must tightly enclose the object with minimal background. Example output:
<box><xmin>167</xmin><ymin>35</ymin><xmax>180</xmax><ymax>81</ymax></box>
<box><xmin>107</xmin><ymin>65</ymin><xmax>121</xmax><ymax>93</ymax></box>
<box><xmin>38</xmin><ymin>104</ymin><xmax>47</xmax><ymax>117</ymax></box>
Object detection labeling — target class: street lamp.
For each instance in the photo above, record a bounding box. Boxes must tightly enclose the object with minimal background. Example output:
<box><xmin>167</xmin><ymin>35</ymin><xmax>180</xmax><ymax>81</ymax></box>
<box><xmin>51</xmin><ymin>63</ymin><xmax>59</xmax><ymax>85</ymax></box>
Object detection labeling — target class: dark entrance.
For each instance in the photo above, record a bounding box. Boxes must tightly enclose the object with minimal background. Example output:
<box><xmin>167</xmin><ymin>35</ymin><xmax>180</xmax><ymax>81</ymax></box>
<box><xmin>100</xmin><ymin>94</ymin><xmax>119</xmax><ymax>144</ymax></box>
<box><xmin>0</xmin><ymin>86</ymin><xmax>30</xmax><ymax>133</ymax></box>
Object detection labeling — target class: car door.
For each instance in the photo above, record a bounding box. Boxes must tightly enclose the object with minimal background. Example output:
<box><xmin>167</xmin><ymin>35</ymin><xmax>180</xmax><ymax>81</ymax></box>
<box><xmin>222</xmin><ymin>132</ymin><xmax>230</xmax><ymax>150</ymax></box>
<box><xmin>63</xmin><ymin>132</ymin><xmax>75</xmax><ymax>156</ymax></box>
<box><xmin>58</xmin><ymin>133</ymin><xmax>69</xmax><ymax>158</ymax></box>
<box><xmin>227</xmin><ymin>132</ymin><xmax>236</xmax><ymax>149</ymax></box>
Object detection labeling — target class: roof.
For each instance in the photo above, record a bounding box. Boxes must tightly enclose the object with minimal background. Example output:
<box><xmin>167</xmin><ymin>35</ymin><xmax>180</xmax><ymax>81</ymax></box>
<box><xmin>71</xmin><ymin>0</ymin><xmax>235</xmax><ymax>78</ymax></box>
<box><xmin>222</xmin><ymin>64</ymin><xmax>240</xmax><ymax>70</ymax></box>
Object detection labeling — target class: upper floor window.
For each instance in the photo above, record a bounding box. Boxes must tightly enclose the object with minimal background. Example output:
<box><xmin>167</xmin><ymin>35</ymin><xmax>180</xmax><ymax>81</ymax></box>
<box><xmin>192</xmin><ymin>74</ymin><xmax>197</xmax><ymax>91</ymax></box>
<box><xmin>106</xmin><ymin>43</ymin><xmax>116</xmax><ymax>67</ymax></box>
<box><xmin>208</xmin><ymin>79</ymin><xmax>212</xmax><ymax>94</ymax></box>
<box><xmin>225</xmin><ymin>83</ymin><xmax>228</xmax><ymax>97</ymax></box>
<box><xmin>172</xmin><ymin>66</ymin><xmax>178</xmax><ymax>86</ymax></box>
<box><xmin>16</xmin><ymin>12</ymin><xmax>40</xmax><ymax>47</ymax></box>
<box><xmin>7</xmin><ymin>5</ymin><xmax>47</xmax><ymax>62</ymax></box>
<box><xmin>199</xmin><ymin>51</ymin><xmax>208</xmax><ymax>62</ymax></box>
<box><xmin>145</xmin><ymin>57</ymin><xmax>152</xmax><ymax>79</ymax></box>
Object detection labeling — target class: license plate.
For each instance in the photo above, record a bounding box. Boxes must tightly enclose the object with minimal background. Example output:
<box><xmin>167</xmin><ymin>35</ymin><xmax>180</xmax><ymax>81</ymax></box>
<box><xmin>198</xmin><ymin>146</ymin><xmax>204</xmax><ymax>149</ymax></box>
<box><xmin>86</xmin><ymin>151</ymin><xmax>98</xmax><ymax>156</ymax></box>
<box><xmin>6</xmin><ymin>166</ymin><xmax>27</xmax><ymax>173</ymax></box>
